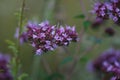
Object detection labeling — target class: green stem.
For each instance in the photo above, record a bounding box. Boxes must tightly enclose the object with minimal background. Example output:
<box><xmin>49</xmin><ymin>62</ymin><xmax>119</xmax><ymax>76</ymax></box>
<box><xmin>66</xmin><ymin>0</ymin><xmax>87</xmax><ymax>80</ymax></box>
<box><xmin>19</xmin><ymin>0</ymin><xmax>25</xmax><ymax>34</ymax></box>
<box><xmin>18</xmin><ymin>0</ymin><xmax>26</xmax><ymax>54</ymax></box>
<box><xmin>14</xmin><ymin>0</ymin><xmax>26</xmax><ymax>79</ymax></box>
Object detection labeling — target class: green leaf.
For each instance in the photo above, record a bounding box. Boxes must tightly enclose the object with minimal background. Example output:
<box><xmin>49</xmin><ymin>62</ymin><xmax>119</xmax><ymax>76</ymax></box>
<box><xmin>11</xmin><ymin>57</ymin><xmax>17</xmax><ymax>77</ymax></box>
<box><xmin>60</xmin><ymin>56</ymin><xmax>73</xmax><ymax>66</ymax></box>
<box><xmin>83</xmin><ymin>20</ymin><xmax>91</xmax><ymax>30</ymax></box>
<box><xmin>8</xmin><ymin>46</ymin><xmax>18</xmax><ymax>54</ymax></box>
<box><xmin>18</xmin><ymin>73</ymin><xmax>28</xmax><ymax>80</ymax></box>
<box><xmin>14</xmin><ymin>12</ymin><xmax>20</xmax><ymax>17</ymax></box>
<box><xmin>80</xmin><ymin>57</ymin><xmax>88</xmax><ymax>63</ymax></box>
<box><xmin>6</xmin><ymin>40</ymin><xmax>15</xmax><ymax>46</ymax></box>
<box><xmin>6</xmin><ymin>40</ymin><xmax>18</xmax><ymax>56</ymax></box>
<box><xmin>74</xmin><ymin>14</ymin><xmax>85</xmax><ymax>19</ymax></box>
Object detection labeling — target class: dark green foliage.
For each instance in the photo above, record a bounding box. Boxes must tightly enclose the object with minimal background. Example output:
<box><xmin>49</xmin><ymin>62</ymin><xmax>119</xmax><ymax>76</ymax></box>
<box><xmin>74</xmin><ymin>14</ymin><xmax>85</xmax><ymax>19</ymax></box>
<box><xmin>83</xmin><ymin>20</ymin><xmax>91</xmax><ymax>30</ymax></box>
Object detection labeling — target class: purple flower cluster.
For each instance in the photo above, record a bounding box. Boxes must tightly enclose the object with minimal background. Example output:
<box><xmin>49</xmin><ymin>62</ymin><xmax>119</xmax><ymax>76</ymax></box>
<box><xmin>92</xmin><ymin>48</ymin><xmax>120</xmax><ymax>80</ymax></box>
<box><xmin>92</xmin><ymin>0</ymin><xmax>120</xmax><ymax>22</ymax></box>
<box><xmin>20</xmin><ymin>21</ymin><xmax>78</xmax><ymax>55</ymax></box>
<box><xmin>0</xmin><ymin>53</ymin><xmax>13</xmax><ymax>80</ymax></box>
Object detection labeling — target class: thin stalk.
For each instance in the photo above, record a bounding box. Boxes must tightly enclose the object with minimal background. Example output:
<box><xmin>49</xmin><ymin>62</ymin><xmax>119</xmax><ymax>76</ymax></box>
<box><xmin>14</xmin><ymin>0</ymin><xmax>26</xmax><ymax>79</ymax></box>
<box><xmin>66</xmin><ymin>44</ymin><xmax>98</xmax><ymax>80</ymax></box>
<box><xmin>18</xmin><ymin>0</ymin><xmax>25</xmax><ymax>35</ymax></box>
<box><xmin>17</xmin><ymin>0</ymin><xmax>26</xmax><ymax>54</ymax></box>
<box><xmin>66</xmin><ymin>0</ymin><xmax>88</xmax><ymax>80</ymax></box>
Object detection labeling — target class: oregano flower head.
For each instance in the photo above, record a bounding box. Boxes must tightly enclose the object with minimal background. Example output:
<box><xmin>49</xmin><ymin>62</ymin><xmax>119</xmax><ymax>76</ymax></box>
<box><xmin>92</xmin><ymin>48</ymin><xmax>120</xmax><ymax>80</ymax></box>
<box><xmin>92</xmin><ymin>0</ymin><xmax>120</xmax><ymax>23</ymax></box>
<box><xmin>20</xmin><ymin>21</ymin><xmax>78</xmax><ymax>55</ymax></box>
<box><xmin>0</xmin><ymin>53</ymin><xmax>13</xmax><ymax>80</ymax></box>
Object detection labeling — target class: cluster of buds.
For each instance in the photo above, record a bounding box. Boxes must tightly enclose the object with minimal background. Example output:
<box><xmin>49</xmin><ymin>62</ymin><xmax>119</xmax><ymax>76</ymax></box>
<box><xmin>92</xmin><ymin>48</ymin><xmax>120</xmax><ymax>80</ymax></box>
<box><xmin>0</xmin><ymin>53</ymin><xmax>13</xmax><ymax>80</ymax></box>
<box><xmin>92</xmin><ymin>0</ymin><xmax>120</xmax><ymax>23</ymax></box>
<box><xmin>20</xmin><ymin>21</ymin><xmax>78</xmax><ymax>55</ymax></box>
<box><xmin>105</xmin><ymin>27</ymin><xmax>115</xmax><ymax>36</ymax></box>
<box><xmin>91</xmin><ymin>18</ymin><xmax>115</xmax><ymax>36</ymax></box>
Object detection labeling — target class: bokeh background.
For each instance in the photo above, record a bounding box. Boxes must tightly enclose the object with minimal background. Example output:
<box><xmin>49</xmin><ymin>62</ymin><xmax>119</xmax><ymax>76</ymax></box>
<box><xmin>1</xmin><ymin>0</ymin><xmax>120</xmax><ymax>80</ymax></box>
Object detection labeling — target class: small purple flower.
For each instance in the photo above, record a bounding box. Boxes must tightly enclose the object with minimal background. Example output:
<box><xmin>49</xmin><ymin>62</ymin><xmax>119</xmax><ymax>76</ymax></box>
<box><xmin>0</xmin><ymin>53</ymin><xmax>13</xmax><ymax>80</ymax></box>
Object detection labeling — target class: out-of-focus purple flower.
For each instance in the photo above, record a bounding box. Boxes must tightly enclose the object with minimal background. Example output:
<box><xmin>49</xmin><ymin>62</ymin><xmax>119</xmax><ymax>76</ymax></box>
<box><xmin>111</xmin><ymin>0</ymin><xmax>119</xmax><ymax>3</ymax></box>
<box><xmin>14</xmin><ymin>27</ymin><xmax>19</xmax><ymax>39</ymax></box>
<box><xmin>20</xmin><ymin>21</ymin><xmax>78</xmax><ymax>55</ymax></box>
<box><xmin>19</xmin><ymin>32</ymin><xmax>28</xmax><ymax>44</ymax></box>
<box><xmin>92</xmin><ymin>48</ymin><xmax>120</xmax><ymax>80</ymax></box>
<box><xmin>110</xmin><ymin>0</ymin><xmax>120</xmax><ymax>25</ymax></box>
<box><xmin>110</xmin><ymin>76</ymin><xmax>120</xmax><ymax>80</ymax></box>
<box><xmin>107</xmin><ymin>1</ymin><xmax>120</xmax><ymax>22</ymax></box>
<box><xmin>91</xmin><ymin>18</ymin><xmax>104</xmax><ymax>29</ymax></box>
<box><xmin>14</xmin><ymin>28</ymin><xmax>28</xmax><ymax>45</ymax></box>
<box><xmin>92</xmin><ymin>0</ymin><xmax>120</xmax><ymax>23</ymax></box>
<box><xmin>92</xmin><ymin>2</ymin><xmax>109</xmax><ymax>19</ymax></box>
<box><xmin>0</xmin><ymin>53</ymin><xmax>13</xmax><ymax>80</ymax></box>
<box><xmin>105</xmin><ymin>27</ymin><xmax>115</xmax><ymax>36</ymax></box>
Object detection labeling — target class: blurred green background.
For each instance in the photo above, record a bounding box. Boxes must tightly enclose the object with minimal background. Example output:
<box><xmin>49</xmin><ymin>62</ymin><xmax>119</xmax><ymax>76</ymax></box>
<box><xmin>1</xmin><ymin>0</ymin><xmax>120</xmax><ymax>80</ymax></box>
